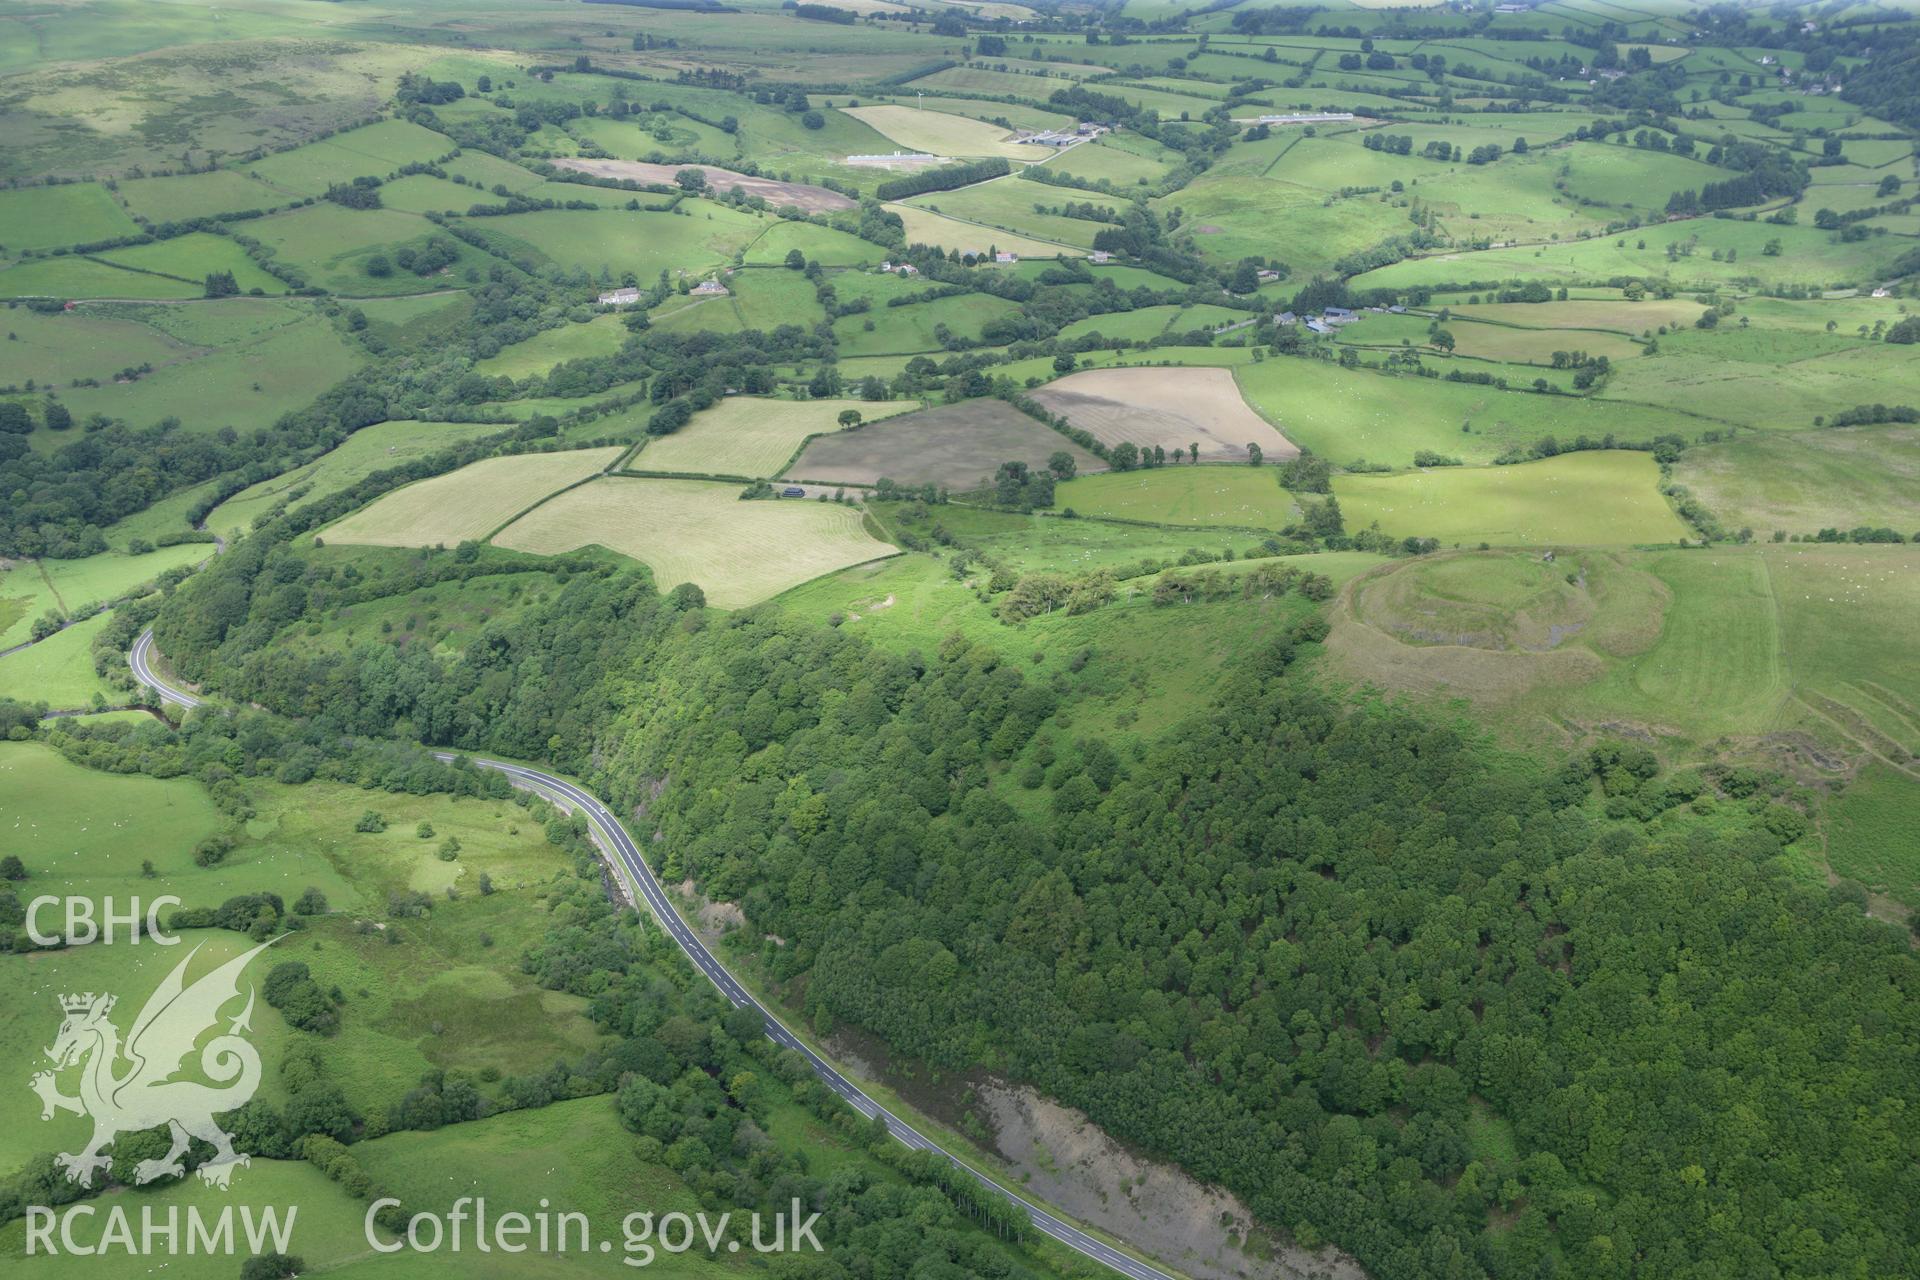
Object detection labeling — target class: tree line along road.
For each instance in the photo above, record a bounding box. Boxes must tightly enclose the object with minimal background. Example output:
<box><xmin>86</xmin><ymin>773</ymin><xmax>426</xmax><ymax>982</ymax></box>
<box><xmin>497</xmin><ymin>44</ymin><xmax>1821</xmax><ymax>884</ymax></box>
<box><xmin>129</xmin><ymin>628</ymin><xmax>1189</xmax><ymax>1280</ymax></box>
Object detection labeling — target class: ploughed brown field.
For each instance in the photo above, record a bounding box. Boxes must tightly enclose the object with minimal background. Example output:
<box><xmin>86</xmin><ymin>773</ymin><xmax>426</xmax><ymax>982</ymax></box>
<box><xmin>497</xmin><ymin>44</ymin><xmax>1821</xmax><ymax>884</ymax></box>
<box><xmin>1029</xmin><ymin>367</ymin><xmax>1299</xmax><ymax>463</ymax></box>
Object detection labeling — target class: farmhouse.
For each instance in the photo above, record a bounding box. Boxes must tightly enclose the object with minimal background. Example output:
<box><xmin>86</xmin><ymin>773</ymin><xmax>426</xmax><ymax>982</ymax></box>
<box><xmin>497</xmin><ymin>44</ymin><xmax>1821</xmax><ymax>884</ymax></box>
<box><xmin>879</xmin><ymin>261</ymin><xmax>919</xmax><ymax>275</ymax></box>
<box><xmin>597</xmin><ymin>287</ymin><xmax>641</xmax><ymax>306</ymax></box>
<box><xmin>691</xmin><ymin>279</ymin><xmax>731</xmax><ymax>297</ymax></box>
<box><xmin>1088</xmin><ymin>250</ymin><xmax>1112</xmax><ymax>264</ymax></box>
<box><xmin>994</xmin><ymin>251</ymin><xmax>1019</xmax><ymax>264</ymax></box>
<box><xmin>1276</xmin><ymin>311</ymin><xmax>1298</xmax><ymax>325</ymax></box>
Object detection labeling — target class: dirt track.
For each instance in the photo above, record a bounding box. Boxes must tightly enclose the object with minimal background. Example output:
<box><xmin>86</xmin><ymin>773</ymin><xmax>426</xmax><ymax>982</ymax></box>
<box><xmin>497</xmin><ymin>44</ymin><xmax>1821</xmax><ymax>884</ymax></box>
<box><xmin>552</xmin><ymin>158</ymin><xmax>856</xmax><ymax>213</ymax></box>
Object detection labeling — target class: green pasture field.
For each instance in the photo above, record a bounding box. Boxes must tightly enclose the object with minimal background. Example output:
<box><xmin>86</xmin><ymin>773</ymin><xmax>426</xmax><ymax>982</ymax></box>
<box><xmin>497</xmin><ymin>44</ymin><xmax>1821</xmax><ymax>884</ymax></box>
<box><xmin>1444</xmin><ymin>297</ymin><xmax>1705</xmax><ymax>334</ymax></box>
<box><xmin>647</xmin><ymin>293</ymin><xmax>747</xmax><ymax>336</ymax></box>
<box><xmin>1058</xmin><ymin>304</ymin><xmax>1187</xmax><ymax>342</ymax></box>
<box><xmin>0</xmin><ymin>303</ymin><xmax>198</xmax><ymax>386</ymax></box>
<box><xmin>1157</xmin><ymin>173</ymin><xmax>1410</xmax><ymax>277</ymax></box>
<box><xmin>0</xmin><ymin>33</ymin><xmax>419</xmax><ymax>180</ymax></box>
<box><xmin>1555</xmin><ymin>141</ymin><xmax>1727</xmax><ymax>211</ymax></box>
<box><xmin>1046</xmin><ymin>135</ymin><xmax>1180</xmax><ymax>188</ymax></box>
<box><xmin>872</xmin><ymin>502</ymin><xmax>1298</xmax><ymax>576</ymax></box>
<box><xmin>633</xmin><ymin>395</ymin><xmax>914</xmax><ymax>478</ymax></box>
<box><xmin>0</xmin><ymin>182</ymin><xmax>139</xmax><ymax>252</ymax></box>
<box><xmin>833</xmin><ymin>289</ymin><xmax>1021</xmax><ymax>355</ymax></box>
<box><xmin>243</xmin><ymin>202</ymin><xmax>485</xmax><ymax>295</ymax></box>
<box><xmin>870</xmin><ymin>89</ymin><xmax>1076</xmax><ymax>131</ymax></box>
<box><xmin>1234</xmin><ymin>357</ymin><xmax>1679</xmax><ymax>466</ymax></box>
<box><xmin>0</xmin><ymin>611</ymin><xmax>115</xmax><ymax>708</ymax></box>
<box><xmin>998</xmin><ymin>345</ymin><xmax>1261</xmax><ymax>386</ymax></box>
<box><xmin>729</xmin><ymin>267</ymin><xmax>827</xmax><ymax>330</ymax></box>
<box><xmin>1088</xmin><ymin>80</ymin><xmax>1222</xmax><ymax>120</ymax></box>
<box><xmin>492</xmin><ymin>476</ymin><xmax>898</xmax><ymax>608</ymax></box>
<box><xmin>885</xmin><ymin>203</ymin><xmax>1077</xmax><ymax>258</ymax></box>
<box><xmin>47</xmin><ymin>298</ymin><xmax>362</xmax><ymax>434</ymax></box>
<box><xmin>569</xmin><ymin>112</ymin><xmax>727</xmax><ymax>161</ymax></box>
<box><xmin>0</xmin><ymin>255</ymin><xmax>202</xmax><ymax>300</ymax></box>
<box><xmin>475</xmin><ymin>315</ymin><xmax>630</xmax><ymax>379</ymax></box>
<box><xmin>1727</xmin><ymin>293</ymin><xmax>1915</xmax><ymax>335</ymax></box>
<box><xmin>1332</xmin><ymin>450</ymin><xmax>1686</xmax><ymax>546</ymax></box>
<box><xmin>1598</xmin><ymin>329</ymin><xmax>1920</xmax><ymax>431</ymax></box>
<box><xmin>378</xmin><ymin>172</ymin><xmax>491</xmax><ymax>214</ymax></box>
<box><xmin>475</xmin><ymin>206</ymin><xmax>766</xmax><ymax>279</ymax></box>
<box><xmin>743</xmin><ymin>219</ymin><xmax>880</xmax><ymax>267</ymax></box>
<box><xmin>1765</xmin><ymin>544</ymin><xmax>1919</xmax><ymax>764</ymax></box>
<box><xmin>95</xmin><ymin>232</ymin><xmax>286</xmax><ymax>294</ymax></box>
<box><xmin>0</xmin><ymin>1161</ymin><xmax>381</xmax><ymax>1278</ymax></box>
<box><xmin>905</xmin><ymin>178</ymin><xmax>1117</xmax><ymax>249</ymax></box>
<box><xmin>1825</xmin><ymin>764</ymin><xmax>1920</xmax><ymax>907</ymax></box>
<box><xmin>115</xmin><ymin>169</ymin><xmax>289</xmax><ymax>223</ymax></box>
<box><xmin>0</xmin><ymin>753</ymin><xmax>612</xmax><ymax>1179</ymax></box>
<box><xmin>442</xmin><ymin>148</ymin><xmax>547</xmax><ymax>193</ymax></box>
<box><xmin>322</xmin><ymin>446</ymin><xmax>622</xmax><ymax>549</ymax></box>
<box><xmin>787</xmin><ymin>398</ymin><xmax>1103</xmax><ymax>490</ymax></box>
<box><xmin>242</xmin><ymin>118</ymin><xmax>454</xmax><ymax>196</ymax></box>
<box><xmin>1056</xmin><ymin>466</ymin><xmax>1296</xmax><ymax>528</ymax></box>
<box><xmin>1434</xmin><ymin>319</ymin><xmax>1642</xmax><ymax>364</ymax></box>
<box><xmin>1256</xmin><ymin>139</ymin><xmax>1599</xmax><ymax>246</ymax></box>
<box><xmin>207</xmin><ymin>419</ymin><xmax>514</xmax><ymax>542</ymax></box>
<box><xmin>0</xmin><ymin>544</ymin><xmax>209</xmax><ymax>648</ymax></box>
<box><xmin>1354</xmin><ymin>216</ymin><xmax>1912</xmax><ymax>292</ymax></box>
<box><xmin>105</xmin><ymin>478</ymin><xmax>222</xmax><ymax>550</ymax></box>
<box><xmin>820</xmin><ymin>266</ymin><xmax>923</xmax><ymax>307</ymax></box>
<box><xmin>1135</xmin><ymin>74</ymin><xmax>1230</xmax><ymax>100</ymax></box>
<box><xmin>841</xmin><ymin>104</ymin><xmax>1055</xmax><ymax>161</ymax></box>
<box><xmin>909</xmin><ymin>64</ymin><xmax>1085</xmax><ymax>99</ymax></box>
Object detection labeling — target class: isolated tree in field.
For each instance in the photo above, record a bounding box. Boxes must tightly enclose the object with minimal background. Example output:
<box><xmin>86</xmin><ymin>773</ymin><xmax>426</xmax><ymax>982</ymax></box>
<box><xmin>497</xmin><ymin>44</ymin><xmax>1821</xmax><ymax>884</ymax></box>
<box><xmin>42</xmin><ymin>402</ymin><xmax>72</xmax><ymax>431</ymax></box>
<box><xmin>1430</xmin><ymin>328</ymin><xmax>1456</xmax><ymax>352</ymax></box>
<box><xmin>364</xmin><ymin>253</ymin><xmax>393</xmax><ymax>278</ymax></box>
<box><xmin>676</xmin><ymin>168</ymin><xmax>707</xmax><ymax>192</ymax></box>
<box><xmin>203</xmin><ymin>270</ymin><xmax>238</xmax><ymax>298</ymax></box>
<box><xmin>1189</xmin><ymin>440</ymin><xmax>1199</xmax><ymax>463</ymax></box>
<box><xmin>801</xmin><ymin>110</ymin><xmax>825</xmax><ymax>130</ymax></box>
<box><xmin>1247</xmin><ymin>442</ymin><xmax>1263</xmax><ymax>466</ymax></box>
<box><xmin>1109</xmin><ymin>441</ymin><xmax>1140</xmax><ymax>470</ymax></box>
<box><xmin>1047</xmin><ymin>451</ymin><xmax>1077</xmax><ymax>480</ymax></box>
<box><xmin>784</xmin><ymin>248</ymin><xmax>806</xmax><ymax>270</ymax></box>
<box><xmin>1053</xmin><ymin>353</ymin><xmax>1076</xmax><ymax>374</ymax></box>
<box><xmin>837</xmin><ymin>409</ymin><xmax>862</xmax><ymax>428</ymax></box>
<box><xmin>1304</xmin><ymin>494</ymin><xmax>1343</xmax><ymax>537</ymax></box>
<box><xmin>0</xmin><ymin>855</ymin><xmax>25</xmax><ymax>881</ymax></box>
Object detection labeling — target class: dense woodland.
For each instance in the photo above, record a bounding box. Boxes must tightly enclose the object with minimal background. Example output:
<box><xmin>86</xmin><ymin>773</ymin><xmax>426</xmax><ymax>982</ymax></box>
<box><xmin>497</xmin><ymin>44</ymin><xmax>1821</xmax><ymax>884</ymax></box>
<box><xmin>149</xmin><ymin>522</ymin><xmax>1920</xmax><ymax>1280</ymax></box>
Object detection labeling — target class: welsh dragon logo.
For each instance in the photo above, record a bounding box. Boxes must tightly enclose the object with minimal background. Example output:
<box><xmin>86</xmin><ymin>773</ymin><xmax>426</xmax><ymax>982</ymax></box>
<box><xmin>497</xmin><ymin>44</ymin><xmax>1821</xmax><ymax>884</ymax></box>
<box><xmin>30</xmin><ymin>941</ymin><xmax>274</xmax><ymax>1189</ymax></box>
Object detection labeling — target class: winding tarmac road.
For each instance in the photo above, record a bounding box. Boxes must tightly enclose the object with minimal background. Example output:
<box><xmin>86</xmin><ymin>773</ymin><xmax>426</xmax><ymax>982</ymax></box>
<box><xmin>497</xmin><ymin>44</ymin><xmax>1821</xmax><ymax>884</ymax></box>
<box><xmin>129</xmin><ymin>628</ymin><xmax>1187</xmax><ymax>1280</ymax></box>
